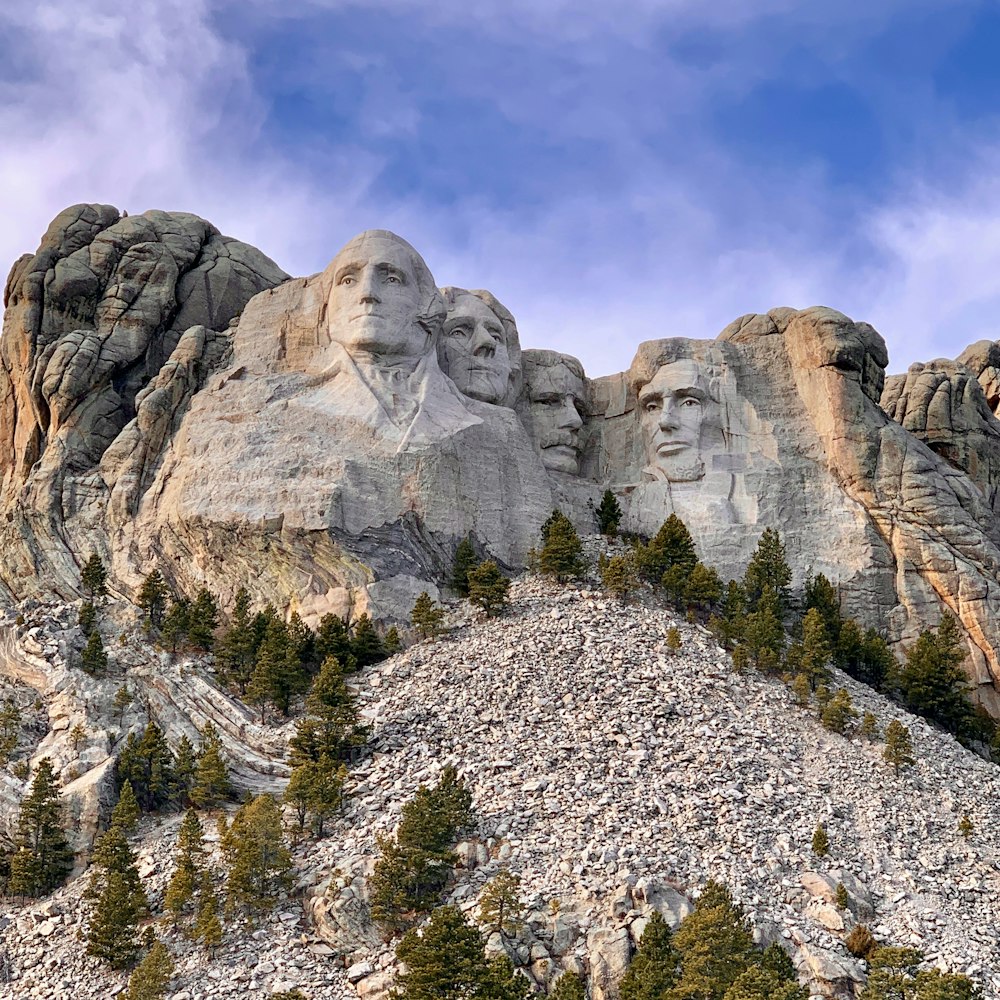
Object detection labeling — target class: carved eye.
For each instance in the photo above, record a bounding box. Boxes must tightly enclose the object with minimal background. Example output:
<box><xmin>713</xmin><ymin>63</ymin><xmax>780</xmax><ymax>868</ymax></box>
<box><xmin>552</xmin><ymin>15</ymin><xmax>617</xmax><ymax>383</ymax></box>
<box><xmin>644</xmin><ymin>401</ymin><xmax>659</xmax><ymax>413</ymax></box>
<box><xmin>386</xmin><ymin>274</ymin><xmax>400</xmax><ymax>284</ymax></box>
<box><xmin>681</xmin><ymin>397</ymin><xmax>701</xmax><ymax>407</ymax></box>
<box><xmin>339</xmin><ymin>275</ymin><xmax>354</xmax><ymax>286</ymax></box>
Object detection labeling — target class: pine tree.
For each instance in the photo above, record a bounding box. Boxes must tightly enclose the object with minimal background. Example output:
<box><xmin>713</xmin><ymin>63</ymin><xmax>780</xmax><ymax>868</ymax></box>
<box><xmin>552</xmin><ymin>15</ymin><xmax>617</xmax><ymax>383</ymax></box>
<box><xmin>452</xmin><ymin>536</ymin><xmax>479</xmax><ymax>597</ymax></box>
<box><xmin>7</xmin><ymin>758</ymin><xmax>72</xmax><ymax>897</ymax></box>
<box><xmin>125</xmin><ymin>939</ymin><xmax>174</xmax><ymax>1000</ymax></box>
<box><xmin>0</xmin><ymin>699</ymin><xmax>20</xmax><ymax>764</ymax></box>
<box><xmin>411</xmin><ymin>592</ymin><xmax>446</xmax><ymax>639</ymax></box>
<box><xmin>591</xmin><ymin>489</ymin><xmax>623</xmax><ymax>536</ymax></box>
<box><xmin>247</xmin><ymin>611</ymin><xmax>305</xmax><ymax>719</ymax></box>
<box><xmin>959</xmin><ymin>815</ymin><xmax>974</xmax><ymax>839</ymax></box>
<box><xmin>539</xmin><ymin>510</ymin><xmax>587</xmax><ymax>582</ymax></box>
<box><xmin>791</xmin><ymin>673</ymin><xmax>811</xmax><ymax>708</ymax></box>
<box><xmin>215</xmin><ymin>588</ymin><xmax>258</xmax><ymax>693</ymax></box>
<box><xmin>670</xmin><ymin>882</ymin><xmax>757</xmax><ymax>1000</ymax></box>
<box><xmin>741</xmin><ymin>587</ymin><xmax>785</xmax><ymax>673</ymax></box>
<box><xmin>287</xmin><ymin>611</ymin><xmax>316</xmax><ymax>670</ymax></box>
<box><xmin>113</xmin><ymin>685</ymin><xmax>132</xmax><ymax>727</ymax></box>
<box><xmin>800</xmin><ymin>608</ymin><xmax>831</xmax><ymax>690</ymax></box>
<box><xmin>619</xmin><ymin>910</ymin><xmax>678</xmax><ymax>1000</ymax></box>
<box><xmin>193</xmin><ymin>870</ymin><xmax>224</xmax><ymax>956</ymax></box>
<box><xmin>722</xmin><ymin>967</ymin><xmax>808</xmax><ymax>1000</ymax></box>
<box><xmin>835</xmin><ymin>882</ymin><xmax>850</xmax><ymax>909</ymax></box>
<box><xmin>821</xmin><ymin>688</ymin><xmax>857</xmax><ymax>735</ymax></box>
<box><xmin>351</xmin><ymin>614</ymin><xmax>386</xmax><ymax>666</ymax></box>
<box><xmin>804</xmin><ymin>573</ymin><xmax>842</xmax><ymax>649</ymax></box>
<box><xmin>637</xmin><ymin>514</ymin><xmax>697</xmax><ymax>586</ymax></box>
<box><xmin>190</xmin><ymin>724</ymin><xmax>231</xmax><ymax>810</ymax></box>
<box><xmin>811</xmin><ymin>823</ymin><xmax>830</xmax><ymax>857</ymax></box>
<box><xmin>884</xmin><ymin>720</ymin><xmax>915</xmax><ymax>775</ymax></box>
<box><xmin>395</xmin><ymin>905</ymin><xmax>492</xmax><ymax>1000</ymax></box>
<box><xmin>79</xmin><ymin>599</ymin><xmax>97</xmax><ymax>636</ymax></box>
<box><xmin>550</xmin><ymin>972</ymin><xmax>586</xmax><ymax>1000</ymax></box>
<box><xmin>743</xmin><ymin>528</ymin><xmax>791</xmax><ymax>615</ymax></box>
<box><xmin>284</xmin><ymin>756</ymin><xmax>346</xmax><ymax>839</ymax></box>
<box><xmin>600</xmin><ymin>554</ymin><xmax>637</xmax><ymax>602</ymax></box>
<box><xmin>315</xmin><ymin>613</ymin><xmax>353</xmax><ymax>669</ymax></box>
<box><xmin>666</xmin><ymin>627</ymin><xmax>682</xmax><ymax>652</ymax></box>
<box><xmin>172</xmin><ymin>735</ymin><xmax>196</xmax><ymax>806</ymax></box>
<box><xmin>186</xmin><ymin>588</ymin><xmax>219</xmax><ymax>651</ymax></box>
<box><xmin>289</xmin><ymin>656</ymin><xmax>366</xmax><ymax>766</ymax></box>
<box><xmin>478</xmin><ymin>869</ymin><xmax>524</xmax><ymax>938</ymax></box>
<box><xmin>82</xmin><ymin>552</ymin><xmax>109</xmax><ymax>600</ymax></box>
<box><xmin>384</xmin><ymin>626</ymin><xmax>402</xmax><ymax>654</ymax></box>
<box><xmin>684</xmin><ymin>562</ymin><xmax>723</xmax><ymax>617</ymax></box>
<box><xmin>221</xmin><ymin>794</ymin><xmax>292</xmax><ymax>918</ymax></box>
<box><xmin>844</xmin><ymin>925</ymin><xmax>878</xmax><ymax>959</ymax></box>
<box><xmin>860</xmin><ymin>947</ymin><xmax>982</xmax><ymax>1000</ymax></box>
<box><xmin>164</xmin><ymin>808</ymin><xmax>205</xmax><ymax>924</ymax></box>
<box><xmin>161</xmin><ymin>598</ymin><xmax>190</xmax><ymax>654</ymax></box>
<box><xmin>898</xmin><ymin>614</ymin><xmax>975</xmax><ymax>737</ymax></box>
<box><xmin>468</xmin><ymin>561</ymin><xmax>511</xmax><ymax>617</ymax></box>
<box><xmin>117</xmin><ymin>723</ymin><xmax>176</xmax><ymax>812</ymax></box>
<box><xmin>859</xmin><ymin>712</ymin><xmax>879</xmax><ymax>740</ymax></box>
<box><xmin>137</xmin><ymin>570</ymin><xmax>170</xmax><ymax>629</ymax></box>
<box><xmin>113</xmin><ymin>781</ymin><xmax>141</xmax><ymax>835</ymax></box>
<box><xmin>81</xmin><ymin>630</ymin><xmax>108</xmax><ymax>675</ymax></box>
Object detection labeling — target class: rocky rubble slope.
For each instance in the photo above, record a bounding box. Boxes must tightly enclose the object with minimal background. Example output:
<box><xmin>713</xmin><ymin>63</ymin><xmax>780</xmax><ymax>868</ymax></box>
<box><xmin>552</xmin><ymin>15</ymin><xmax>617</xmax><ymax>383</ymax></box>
<box><xmin>2</xmin><ymin>578</ymin><xmax>1000</xmax><ymax>999</ymax></box>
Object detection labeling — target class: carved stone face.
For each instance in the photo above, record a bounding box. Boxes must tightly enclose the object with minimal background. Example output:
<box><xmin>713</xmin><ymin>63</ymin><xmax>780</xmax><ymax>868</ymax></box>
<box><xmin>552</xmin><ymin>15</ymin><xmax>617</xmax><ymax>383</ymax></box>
<box><xmin>524</xmin><ymin>359</ymin><xmax>586</xmax><ymax>475</ymax></box>
<box><xmin>326</xmin><ymin>232</ymin><xmax>429</xmax><ymax>360</ymax></box>
<box><xmin>639</xmin><ymin>359</ymin><xmax>709</xmax><ymax>482</ymax></box>
<box><xmin>439</xmin><ymin>292</ymin><xmax>511</xmax><ymax>404</ymax></box>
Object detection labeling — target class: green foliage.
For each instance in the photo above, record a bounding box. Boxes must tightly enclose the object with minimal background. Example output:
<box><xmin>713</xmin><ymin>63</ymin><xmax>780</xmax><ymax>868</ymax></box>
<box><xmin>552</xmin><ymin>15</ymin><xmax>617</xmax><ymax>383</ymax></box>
<box><xmin>246</xmin><ymin>608</ymin><xmax>307</xmax><ymax>720</ymax></box>
<box><xmin>411</xmin><ymin>592</ymin><xmax>446</xmax><ymax>639</ymax></box>
<box><xmin>0</xmin><ymin>699</ymin><xmax>21</xmax><ymax>764</ymax></box>
<box><xmin>859</xmin><ymin>712</ymin><xmax>879</xmax><ymax>740</ymax></box>
<box><xmin>740</xmin><ymin>587</ymin><xmax>785</xmax><ymax>673</ymax></box>
<box><xmin>709</xmin><ymin>581</ymin><xmax>747</xmax><ymax>650</ymax></box>
<box><xmin>670</xmin><ymin>882</ymin><xmax>758</xmax><ymax>1000</ymax></box>
<box><xmin>722</xmin><ymin>967</ymin><xmax>808</xmax><ymax>1000</ymax></box>
<box><xmin>478</xmin><ymin>869</ymin><xmax>524</xmax><ymax>938</ymax></box>
<box><xmin>821</xmin><ymin>688</ymin><xmax>857</xmax><ymax>735</ymax></box>
<box><xmin>113</xmin><ymin>685</ymin><xmax>132</xmax><ymax>727</ymax></box>
<box><xmin>884</xmin><ymin>720</ymin><xmax>915</xmax><ymax>775</ymax></box>
<box><xmin>959</xmin><ymin>815</ymin><xmax>974</xmax><ymax>839</ymax></box>
<box><xmin>468</xmin><ymin>561</ymin><xmax>512</xmax><ymax>618</ymax></box>
<box><xmin>284</xmin><ymin>755</ymin><xmax>347</xmax><ymax>838</ymax></box>
<box><xmin>137</xmin><ymin>570</ymin><xmax>170</xmax><ymax>629</ymax></box>
<box><xmin>684</xmin><ymin>562</ymin><xmax>723</xmax><ymax>617</ymax></box>
<box><xmin>742</xmin><ymin>528</ymin><xmax>791</xmax><ymax>615</ymax></box>
<box><xmin>81</xmin><ymin>630</ymin><xmax>109</xmax><ymax>675</ymax></box>
<box><xmin>791</xmin><ymin>674</ymin><xmax>811</xmax><ymax>708</ymax></box>
<box><xmin>112</xmin><ymin>781</ymin><xmax>141</xmax><ymax>835</ymax></box>
<box><xmin>369</xmin><ymin>766</ymin><xmax>473</xmax><ymax>928</ymax></box>
<box><xmin>187</xmin><ymin>588</ymin><xmax>219</xmax><ymax>651</ymax></box>
<box><xmin>637</xmin><ymin>514</ymin><xmax>697</xmax><ymax>586</ymax></box>
<box><xmin>835</xmin><ymin>883</ymin><xmax>850</xmax><ymax>909</ymax></box>
<box><xmin>7</xmin><ymin>758</ymin><xmax>72</xmax><ymax>897</ymax></box>
<box><xmin>161</xmin><ymin>598</ymin><xmax>191</xmax><ymax>654</ymax></box>
<box><xmin>82</xmin><ymin>552</ymin><xmax>109</xmax><ymax>599</ymax></box>
<box><xmin>550</xmin><ymin>973</ymin><xmax>586</xmax><ymax>1000</ymax></box>
<box><xmin>799</xmin><ymin>608</ymin><xmax>831</xmax><ymax>690</ymax></box>
<box><xmin>193</xmin><ymin>870</ymin><xmax>224</xmax><ymax>955</ymax></box>
<box><xmin>860</xmin><ymin>947</ymin><xmax>982</xmax><ymax>1000</ymax></box>
<box><xmin>289</xmin><ymin>656</ymin><xmax>367</xmax><ymax>766</ymax></box>
<box><xmin>898</xmin><ymin>614</ymin><xmax>976</xmax><ymax>738</ymax></box>
<box><xmin>394</xmin><ymin>905</ymin><xmax>491</xmax><ymax>1000</ymax></box>
<box><xmin>190</xmin><ymin>723</ymin><xmax>232</xmax><ymax>810</ymax></box>
<box><xmin>315</xmin><ymin>613</ymin><xmax>353</xmax><ymax>670</ymax></box>
<box><xmin>79</xmin><ymin>599</ymin><xmax>98</xmax><ymax>636</ymax></box>
<box><xmin>591</xmin><ymin>489</ymin><xmax>623</xmax><ymax>536</ymax></box>
<box><xmin>220</xmin><ymin>794</ymin><xmax>293</xmax><ymax>918</ymax></box>
<box><xmin>804</xmin><ymin>573</ymin><xmax>842</xmax><ymax>649</ymax></box>
<box><xmin>601</xmin><ymin>554</ymin><xmax>638</xmax><ymax>602</ymax></box>
<box><xmin>117</xmin><ymin>723</ymin><xmax>175</xmax><ymax>812</ymax></box>
<box><xmin>666</xmin><ymin>627</ymin><xmax>682</xmax><ymax>651</ymax></box>
<box><xmin>171</xmin><ymin>735</ymin><xmax>196</xmax><ymax>806</ymax></box>
<box><xmin>125</xmin><ymin>940</ymin><xmax>174</xmax><ymax>1000</ymax></box>
<box><xmin>452</xmin><ymin>536</ymin><xmax>479</xmax><ymax>597</ymax></box>
<box><xmin>164</xmin><ymin>808</ymin><xmax>205</xmax><ymax>924</ymax></box>
<box><xmin>811</xmin><ymin>823</ymin><xmax>830</xmax><ymax>857</ymax></box>
<box><xmin>351</xmin><ymin>614</ymin><xmax>387</xmax><ymax>666</ymax></box>
<box><xmin>836</xmin><ymin>620</ymin><xmax>894</xmax><ymax>691</ymax></box>
<box><xmin>215</xmin><ymin>588</ymin><xmax>259</xmax><ymax>693</ymax></box>
<box><xmin>384</xmin><ymin>626</ymin><xmax>402</xmax><ymax>654</ymax></box>
<box><xmin>619</xmin><ymin>911</ymin><xmax>678</xmax><ymax>1000</ymax></box>
<box><xmin>539</xmin><ymin>510</ymin><xmax>588</xmax><ymax>582</ymax></box>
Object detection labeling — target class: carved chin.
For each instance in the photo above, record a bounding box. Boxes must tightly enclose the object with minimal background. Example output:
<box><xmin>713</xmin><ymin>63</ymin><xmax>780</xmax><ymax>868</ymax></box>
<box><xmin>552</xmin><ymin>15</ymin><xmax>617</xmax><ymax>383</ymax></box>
<box><xmin>541</xmin><ymin>445</ymin><xmax>580</xmax><ymax>475</ymax></box>
<box><xmin>648</xmin><ymin>457</ymin><xmax>705</xmax><ymax>482</ymax></box>
<box><xmin>460</xmin><ymin>372</ymin><xmax>506</xmax><ymax>404</ymax></box>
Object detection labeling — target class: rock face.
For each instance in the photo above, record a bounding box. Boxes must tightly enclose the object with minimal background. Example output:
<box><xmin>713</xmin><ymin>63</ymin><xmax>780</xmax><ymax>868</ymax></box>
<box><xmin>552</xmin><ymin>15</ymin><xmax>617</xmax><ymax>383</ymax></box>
<box><xmin>4</xmin><ymin>207</ymin><xmax>1000</xmax><ymax>706</ymax></box>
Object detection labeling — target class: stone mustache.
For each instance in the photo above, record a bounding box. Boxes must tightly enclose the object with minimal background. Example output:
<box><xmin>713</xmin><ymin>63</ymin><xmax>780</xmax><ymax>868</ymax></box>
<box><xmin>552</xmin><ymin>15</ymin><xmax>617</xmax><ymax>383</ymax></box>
<box><xmin>5</xmin><ymin>205</ymin><xmax>1000</xmax><ymax>714</ymax></box>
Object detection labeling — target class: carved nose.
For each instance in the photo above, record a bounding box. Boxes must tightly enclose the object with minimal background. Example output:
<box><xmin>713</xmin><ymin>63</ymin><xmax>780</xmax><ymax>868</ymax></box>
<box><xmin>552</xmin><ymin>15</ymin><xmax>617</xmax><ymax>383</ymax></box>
<box><xmin>560</xmin><ymin>399</ymin><xmax>583</xmax><ymax>429</ymax></box>
<box><xmin>658</xmin><ymin>403</ymin><xmax>679</xmax><ymax>430</ymax></box>
<box><xmin>471</xmin><ymin>326</ymin><xmax>496</xmax><ymax>359</ymax></box>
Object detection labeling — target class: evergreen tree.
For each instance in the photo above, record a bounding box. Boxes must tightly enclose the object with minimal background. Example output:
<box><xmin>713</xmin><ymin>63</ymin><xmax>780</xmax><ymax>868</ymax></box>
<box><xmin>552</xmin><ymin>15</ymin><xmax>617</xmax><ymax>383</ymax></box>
<box><xmin>740</xmin><ymin>587</ymin><xmax>785</xmax><ymax>674</ymax></box>
<box><xmin>821</xmin><ymin>688</ymin><xmax>857</xmax><ymax>735</ymax></box>
<box><xmin>800</xmin><ymin>608</ymin><xmax>831</xmax><ymax>690</ymax></box>
<box><xmin>82</xmin><ymin>552</ymin><xmax>109</xmax><ymax>599</ymax></box>
<box><xmin>722</xmin><ymin>967</ymin><xmax>807</xmax><ymax>1000</ymax></box>
<box><xmin>884</xmin><ymin>720</ymin><xmax>915</xmax><ymax>775</ymax></box>
<box><xmin>215</xmin><ymin>588</ymin><xmax>258</xmax><ymax>693</ymax></box>
<box><xmin>113</xmin><ymin>781</ymin><xmax>141</xmax><ymax>835</ymax></box>
<box><xmin>804</xmin><ymin>573</ymin><xmax>842</xmax><ymax>648</ymax></box>
<box><xmin>452</xmin><ymin>536</ymin><xmax>479</xmax><ymax>597</ymax></box>
<box><xmin>395</xmin><ymin>905</ymin><xmax>491</xmax><ymax>1000</ymax></box>
<box><xmin>670</xmin><ymin>882</ymin><xmax>757</xmax><ymax>1000</ymax></box>
<box><xmin>759</xmin><ymin>941</ymin><xmax>798</xmax><ymax>984</ymax></box>
<box><xmin>709</xmin><ymin>581</ymin><xmax>747</xmax><ymax>650</ymax></box>
<box><xmin>193</xmin><ymin>870</ymin><xmax>223</xmax><ymax>956</ymax></box>
<box><xmin>684</xmin><ymin>562</ymin><xmax>723</xmax><ymax>617</ymax></box>
<box><xmin>247</xmin><ymin>610</ymin><xmax>306</xmax><ymax>719</ymax></box>
<box><xmin>289</xmin><ymin>656</ymin><xmax>366</xmax><ymax>766</ymax></box>
<box><xmin>844</xmin><ymin>925</ymin><xmax>878</xmax><ymax>960</ymax></box>
<box><xmin>190</xmin><ymin>723</ymin><xmax>232</xmax><ymax>810</ymax></box>
<box><xmin>81</xmin><ymin>630</ymin><xmax>109</xmax><ymax>675</ymax></box>
<box><xmin>161</xmin><ymin>598</ymin><xmax>190</xmax><ymax>654</ymax></box>
<box><xmin>483</xmin><ymin>954</ymin><xmax>531</xmax><ymax>1000</ymax></box>
<box><xmin>600</xmin><ymin>554</ymin><xmax>637</xmax><ymax>602</ymax></box>
<box><xmin>221</xmin><ymin>794</ymin><xmax>292</xmax><ymax>918</ymax></box>
<box><xmin>859</xmin><ymin>712</ymin><xmax>879</xmax><ymax>740</ymax></box>
<box><xmin>125</xmin><ymin>940</ymin><xmax>174</xmax><ymax>1000</ymax></box>
<box><xmin>637</xmin><ymin>514</ymin><xmax>697</xmax><ymax>586</ymax></box>
<box><xmin>478</xmin><ymin>869</ymin><xmax>524</xmax><ymax>938</ymax></box>
<box><xmin>835</xmin><ymin>883</ymin><xmax>850</xmax><ymax>909</ymax></box>
<box><xmin>0</xmin><ymin>699</ymin><xmax>20</xmax><ymax>764</ymax></box>
<box><xmin>619</xmin><ymin>911</ymin><xmax>679</xmax><ymax>1000</ymax></box>
<box><xmin>666</xmin><ymin>627</ymin><xmax>682</xmax><ymax>652</ymax></box>
<box><xmin>164</xmin><ymin>809</ymin><xmax>205</xmax><ymax>924</ymax></box>
<box><xmin>836</xmin><ymin>621</ymin><xmax>894</xmax><ymax>691</ymax></box>
<box><xmin>288</xmin><ymin>611</ymin><xmax>316</xmax><ymax>670</ymax></box>
<box><xmin>959</xmin><ymin>815</ymin><xmax>974</xmax><ymax>839</ymax></box>
<box><xmin>137</xmin><ymin>570</ymin><xmax>170</xmax><ymax>629</ymax></box>
<box><xmin>117</xmin><ymin>723</ymin><xmax>176</xmax><ymax>813</ymax></box>
<box><xmin>550</xmin><ymin>973</ymin><xmax>587</xmax><ymax>1000</ymax></box>
<box><xmin>7</xmin><ymin>758</ymin><xmax>72</xmax><ymax>897</ymax></box>
<box><xmin>171</xmin><ymin>734</ymin><xmax>196</xmax><ymax>806</ymax></box>
<box><xmin>284</xmin><ymin>756</ymin><xmax>346</xmax><ymax>839</ymax></box>
<box><xmin>860</xmin><ymin>947</ymin><xmax>982</xmax><ymax>1000</ymax></box>
<box><xmin>791</xmin><ymin>673</ymin><xmax>811</xmax><ymax>708</ymax></box>
<box><xmin>384</xmin><ymin>626</ymin><xmax>402</xmax><ymax>654</ymax></box>
<box><xmin>79</xmin><ymin>599</ymin><xmax>97</xmax><ymax>636</ymax></box>
<box><xmin>351</xmin><ymin>613</ymin><xmax>386</xmax><ymax>666</ymax></box>
<box><xmin>899</xmin><ymin>615</ymin><xmax>975</xmax><ymax>737</ymax></box>
<box><xmin>113</xmin><ymin>685</ymin><xmax>132</xmax><ymax>727</ymax></box>
<box><xmin>186</xmin><ymin>588</ymin><xmax>219</xmax><ymax>651</ymax></box>
<box><xmin>411</xmin><ymin>592</ymin><xmax>446</xmax><ymax>639</ymax></box>
<box><xmin>315</xmin><ymin>613</ymin><xmax>353</xmax><ymax>669</ymax></box>
<box><xmin>811</xmin><ymin>823</ymin><xmax>830</xmax><ymax>857</ymax></box>
<box><xmin>468</xmin><ymin>561</ymin><xmax>512</xmax><ymax>618</ymax></box>
<box><xmin>591</xmin><ymin>489</ymin><xmax>623</xmax><ymax>536</ymax></box>
<box><xmin>538</xmin><ymin>510</ymin><xmax>587</xmax><ymax>582</ymax></box>
<box><xmin>742</xmin><ymin>528</ymin><xmax>791</xmax><ymax>615</ymax></box>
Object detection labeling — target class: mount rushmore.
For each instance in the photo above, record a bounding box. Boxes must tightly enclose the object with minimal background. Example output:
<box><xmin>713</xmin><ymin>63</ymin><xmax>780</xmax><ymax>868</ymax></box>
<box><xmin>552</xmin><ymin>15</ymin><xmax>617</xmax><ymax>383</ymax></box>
<box><xmin>4</xmin><ymin>204</ymin><xmax>1000</xmax><ymax>712</ymax></box>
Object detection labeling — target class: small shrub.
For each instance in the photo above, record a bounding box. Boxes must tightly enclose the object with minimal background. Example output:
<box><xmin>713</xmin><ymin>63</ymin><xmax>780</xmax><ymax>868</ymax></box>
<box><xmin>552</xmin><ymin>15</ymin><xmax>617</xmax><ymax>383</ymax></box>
<box><xmin>845</xmin><ymin>924</ymin><xmax>877</xmax><ymax>960</ymax></box>
<box><xmin>811</xmin><ymin>823</ymin><xmax>830</xmax><ymax>857</ymax></box>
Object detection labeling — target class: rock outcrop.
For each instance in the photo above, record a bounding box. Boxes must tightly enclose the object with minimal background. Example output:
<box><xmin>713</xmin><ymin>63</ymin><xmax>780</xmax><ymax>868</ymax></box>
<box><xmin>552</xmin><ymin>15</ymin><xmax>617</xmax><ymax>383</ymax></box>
<box><xmin>4</xmin><ymin>207</ymin><xmax>1000</xmax><ymax>708</ymax></box>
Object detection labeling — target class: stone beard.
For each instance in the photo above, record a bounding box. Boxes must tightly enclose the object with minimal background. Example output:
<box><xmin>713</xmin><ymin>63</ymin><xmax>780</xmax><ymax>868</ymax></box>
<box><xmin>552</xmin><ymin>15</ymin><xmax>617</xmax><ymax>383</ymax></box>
<box><xmin>521</xmin><ymin>352</ymin><xmax>586</xmax><ymax>475</ymax></box>
<box><xmin>639</xmin><ymin>359</ymin><xmax>712</xmax><ymax>482</ymax></box>
<box><xmin>438</xmin><ymin>289</ymin><xmax>513</xmax><ymax>405</ymax></box>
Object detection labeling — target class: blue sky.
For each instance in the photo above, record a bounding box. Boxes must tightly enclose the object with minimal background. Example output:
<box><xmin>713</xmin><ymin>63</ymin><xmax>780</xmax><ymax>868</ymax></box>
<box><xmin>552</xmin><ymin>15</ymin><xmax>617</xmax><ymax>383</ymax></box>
<box><xmin>3</xmin><ymin>0</ymin><xmax>1000</xmax><ymax>377</ymax></box>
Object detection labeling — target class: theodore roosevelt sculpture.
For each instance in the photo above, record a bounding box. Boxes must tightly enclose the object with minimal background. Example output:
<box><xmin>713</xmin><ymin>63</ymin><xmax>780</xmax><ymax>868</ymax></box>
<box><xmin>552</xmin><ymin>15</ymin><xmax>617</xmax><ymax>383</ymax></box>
<box><xmin>519</xmin><ymin>350</ymin><xmax>587</xmax><ymax>475</ymax></box>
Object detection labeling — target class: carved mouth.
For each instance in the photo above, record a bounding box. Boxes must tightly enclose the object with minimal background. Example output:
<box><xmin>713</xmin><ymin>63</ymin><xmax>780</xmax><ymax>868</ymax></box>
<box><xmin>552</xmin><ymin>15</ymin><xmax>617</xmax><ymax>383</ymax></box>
<box><xmin>544</xmin><ymin>443</ymin><xmax>579</xmax><ymax>456</ymax></box>
<box><xmin>656</xmin><ymin>440</ymin><xmax>692</xmax><ymax>456</ymax></box>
